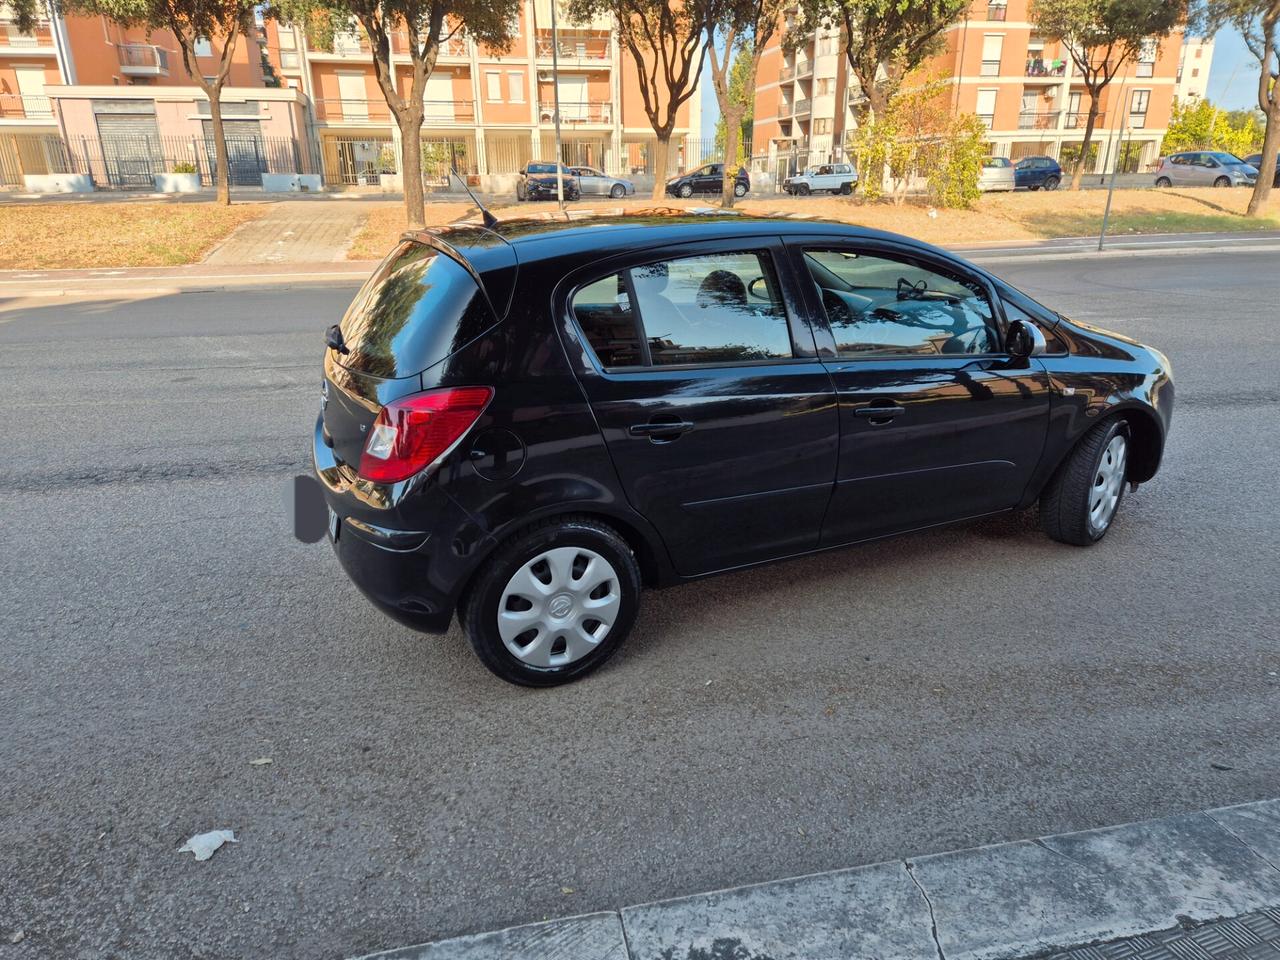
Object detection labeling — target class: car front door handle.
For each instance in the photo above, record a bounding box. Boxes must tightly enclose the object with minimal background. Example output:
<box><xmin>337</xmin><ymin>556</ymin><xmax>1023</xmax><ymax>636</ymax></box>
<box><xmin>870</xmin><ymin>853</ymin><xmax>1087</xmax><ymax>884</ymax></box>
<box><xmin>854</xmin><ymin>404</ymin><xmax>906</xmax><ymax>423</ymax></box>
<box><xmin>629</xmin><ymin>420</ymin><xmax>695</xmax><ymax>441</ymax></box>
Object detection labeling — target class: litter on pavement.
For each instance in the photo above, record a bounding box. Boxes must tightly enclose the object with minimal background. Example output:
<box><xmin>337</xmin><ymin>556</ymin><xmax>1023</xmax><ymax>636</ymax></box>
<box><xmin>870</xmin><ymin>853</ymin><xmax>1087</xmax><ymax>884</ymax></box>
<box><xmin>177</xmin><ymin>830</ymin><xmax>237</xmax><ymax>861</ymax></box>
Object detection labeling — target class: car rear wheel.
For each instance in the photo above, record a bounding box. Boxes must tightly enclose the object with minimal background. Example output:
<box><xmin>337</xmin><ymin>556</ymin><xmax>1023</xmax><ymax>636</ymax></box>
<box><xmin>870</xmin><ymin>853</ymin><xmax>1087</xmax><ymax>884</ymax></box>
<box><xmin>1043</xmin><ymin>176</ymin><xmax>1060</xmax><ymax>190</ymax></box>
<box><xmin>610</xmin><ymin>183</ymin><xmax>625</xmax><ymax>198</ymax></box>
<box><xmin>462</xmin><ymin>517</ymin><xmax>641</xmax><ymax>686</ymax></box>
<box><xmin>734</xmin><ymin>182</ymin><xmax>748</xmax><ymax>197</ymax></box>
<box><xmin>1155</xmin><ymin>176</ymin><xmax>1172</xmax><ymax>187</ymax></box>
<box><xmin>1040</xmin><ymin>418</ymin><xmax>1130</xmax><ymax>546</ymax></box>
<box><xmin>678</xmin><ymin>183</ymin><xmax>693</xmax><ymax>198</ymax></box>
<box><xmin>840</xmin><ymin>182</ymin><xmax>853</xmax><ymax>195</ymax></box>
<box><xmin>1214</xmin><ymin>176</ymin><xmax>1231</xmax><ymax>187</ymax></box>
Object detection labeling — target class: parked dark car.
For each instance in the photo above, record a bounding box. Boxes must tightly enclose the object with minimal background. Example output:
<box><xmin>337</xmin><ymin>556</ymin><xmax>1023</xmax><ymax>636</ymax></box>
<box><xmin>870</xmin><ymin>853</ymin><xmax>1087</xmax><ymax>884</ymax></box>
<box><xmin>1014</xmin><ymin>155</ymin><xmax>1063</xmax><ymax>190</ymax></box>
<box><xmin>516</xmin><ymin>162</ymin><xmax>580</xmax><ymax>201</ymax></box>
<box><xmin>665</xmin><ymin>163</ymin><xmax>750</xmax><ymax>198</ymax></box>
<box><xmin>1244</xmin><ymin>152</ymin><xmax>1280</xmax><ymax>187</ymax></box>
<box><xmin>313</xmin><ymin>212</ymin><xmax>1174</xmax><ymax>686</ymax></box>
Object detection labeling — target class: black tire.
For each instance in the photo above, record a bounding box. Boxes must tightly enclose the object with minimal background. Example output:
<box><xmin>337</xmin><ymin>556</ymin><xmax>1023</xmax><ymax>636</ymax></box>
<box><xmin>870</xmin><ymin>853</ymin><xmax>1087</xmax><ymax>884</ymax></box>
<box><xmin>840</xmin><ymin>182</ymin><xmax>853</xmax><ymax>195</ymax></box>
<box><xmin>610</xmin><ymin>183</ymin><xmax>625</xmax><ymax>198</ymax></box>
<box><xmin>462</xmin><ymin>517</ymin><xmax>642</xmax><ymax>687</ymax></box>
<box><xmin>734</xmin><ymin>181</ymin><xmax>747</xmax><ymax>197</ymax></box>
<box><xmin>516</xmin><ymin>183</ymin><xmax>526</xmax><ymax>201</ymax></box>
<box><xmin>1043</xmin><ymin>176</ymin><xmax>1060</xmax><ymax>190</ymax></box>
<box><xmin>1155</xmin><ymin>177</ymin><xmax>1172</xmax><ymax>188</ymax></box>
<box><xmin>1040</xmin><ymin>418</ymin><xmax>1130</xmax><ymax>547</ymax></box>
<box><xmin>1214</xmin><ymin>176</ymin><xmax>1231</xmax><ymax>188</ymax></box>
<box><xmin>798</xmin><ymin>183</ymin><xmax>810</xmax><ymax>196</ymax></box>
<box><xmin>678</xmin><ymin>183</ymin><xmax>693</xmax><ymax>198</ymax></box>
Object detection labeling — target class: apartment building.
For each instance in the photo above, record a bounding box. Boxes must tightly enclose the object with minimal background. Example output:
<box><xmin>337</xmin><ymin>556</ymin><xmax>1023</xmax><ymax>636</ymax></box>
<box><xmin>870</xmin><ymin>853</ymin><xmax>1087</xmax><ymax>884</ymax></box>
<box><xmin>1174</xmin><ymin>36</ymin><xmax>1214</xmax><ymax>102</ymax></box>
<box><xmin>261</xmin><ymin>0</ymin><xmax>700</xmax><ymax>186</ymax></box>
<box><xmin>754</xmin><ymin>0</ymin><xmax>1207</xmax><ymax>181</ymax></box>
<box><xmin>2</xmin><ymin>0</ymin><xmax>698</xmax><ymax>189</ymax></box>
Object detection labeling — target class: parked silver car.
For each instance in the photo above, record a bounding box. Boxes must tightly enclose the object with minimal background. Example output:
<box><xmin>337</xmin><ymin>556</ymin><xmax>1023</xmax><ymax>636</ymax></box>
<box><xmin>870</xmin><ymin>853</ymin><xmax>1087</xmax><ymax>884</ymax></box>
<box><xmin>978</xmin><ymin>156</ymin><xmax>1016</xmax><ymax>191</ymax></box>
<box><xmin>1153</xmin><ymin>151</ymin><xmax>1258</xmax><ymax>188</ymax></box>
<box><xmin>569</xmin><ymin>166</ymin><xmax>636</xmax><ymax>198</ymax></box>
<box><xmin>782</xmin><ymin>162</ymin><xmax>859</xmax><ymax>195</ymax></box>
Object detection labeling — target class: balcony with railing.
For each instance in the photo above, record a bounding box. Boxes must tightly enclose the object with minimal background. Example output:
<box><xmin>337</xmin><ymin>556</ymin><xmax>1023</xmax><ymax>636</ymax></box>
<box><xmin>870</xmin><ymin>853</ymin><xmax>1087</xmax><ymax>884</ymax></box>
<box><xmin>537</xmin><ymin>100</ymin><xmax>612</xmax><ymax>124</ymax></box>
<box><xmin>778</xmin><ymin>98</ymin><xmax>794</xmax><ymax>117</ymax></box>
<box><xmin>0</xmin><ymin>93</ymin><xmax>53</xmax><ymax>119</ymax></box>
<box><xmin>1064</xmin><ymin>111</ymin><xmax>1103</xmax><ymax>129</ymax></box>
<box><xmin>986</xmin><ymin>3</ymin><xmax>1007</xmax><ymax>20</ymax></box>
<box><xmin>535</xmin><ymin>30</ymin><xmax>610</xmax><ymax>64</ymax></box>
<box><xmin>392</xmin><ymin>31</ymin><xmax>468</xmax><ymax>58</ymax></box>
<box><xmin>313</xmin><ymin>98</ymin><xmax>475</xmax><ymax>123</ymax></box>
<box><xmin>1017</xmin><ymin>110</ymin><xmax>1060</xmax><ymax>129</ymax></box>
<box><xmin>779</xmin><ymin>63</ymin><xmax>795</xmax><ymax>81</ymax></box>
<box><xmin>792</xmin><ymin>97</ymin><xmax>812</xmax><ymax>116</ymax></box>
<box><xmin>2</xmin><ymin>20</ymin><xmax>54</xmax><ymax>48</ymax></box>
<box><xmin>1025</xmin><ymin>57</ymin><xmax>1067</xmax><ymax>78</ymax></box>
<box><xmin>794</xmin><ymin>60</ymin><xmax>813</xmax><ymax>78</ymax></box>
<box><xmin>118</xmin><ymin>43</ymin><xmax>170</xmax><ymax>76</ymax></box>
<box><xmin>311</xmin><ymin>30</ymin><xmax>468</xmax><ymax>58</ymax></box>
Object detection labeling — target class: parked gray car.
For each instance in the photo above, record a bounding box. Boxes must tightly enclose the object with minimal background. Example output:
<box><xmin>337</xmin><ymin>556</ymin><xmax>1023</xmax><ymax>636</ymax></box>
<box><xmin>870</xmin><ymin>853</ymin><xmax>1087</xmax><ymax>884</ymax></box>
<box><xmin>1153</xmin><ymin>151</ymin><xmax>1258</xmax><ymax>188</ymax></box>
<box><xmin>569</xmin><ymin>166</ymin><xmax>636</xmax><ymax>198</ymax></box>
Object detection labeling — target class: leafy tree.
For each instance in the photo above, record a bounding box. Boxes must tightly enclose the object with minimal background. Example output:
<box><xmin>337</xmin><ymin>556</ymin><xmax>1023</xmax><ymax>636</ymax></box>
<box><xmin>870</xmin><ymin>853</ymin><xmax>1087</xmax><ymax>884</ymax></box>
<box><xmin>793</xmin><ymin>0</ymin><xmax>968</xmax><ymax>122</ymax></box>
<box><xmin>1199</xmin><ymin>0</ymin><xmax>1280</xmax><ymax>215</ymax></box>
<box><xmin>848</xmin><ymin>75</ymin><xmax>985</xmax><ymax>207</ymax></box>
<box><xmin>271</xmin><ymin>0</ymin><xmax>517</xmax><ymax>228</ymax></box>
<box><xmin>1030</xmin><ymin>0</ymin><xmax>1185</xmax><ymax>189</ymax></box>
<box><xmin>713</xmin><ymin>46</ymin><xmax>755</xmax><ymax>154</ymax></box>
<box><xmin>10</xmin><ymin>0</ymin><xmax>255</xmax><ymax>205</ymax></box>
<box><xmin>706</xmin><ymin>0</ymin><xmax>783</xmax><ymax>207</ymax></box>
<box><xmin>568</xmin><ymin>0</ymin><xmax>716</xmax><ymax>198</ymax></box>
<box><xmin>1161</xmin><ymin>97</ymin><xmax>1265</xmax><ymax>155</ymax></box>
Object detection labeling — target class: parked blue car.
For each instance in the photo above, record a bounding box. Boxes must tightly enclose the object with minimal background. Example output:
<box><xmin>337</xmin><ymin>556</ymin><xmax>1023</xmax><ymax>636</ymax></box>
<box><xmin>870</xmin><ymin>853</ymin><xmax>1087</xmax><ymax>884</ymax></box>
<box><xmin>1014</xmin><ymin>156</ymin><xmax>1063</xmax><ymax>191</ymax></box>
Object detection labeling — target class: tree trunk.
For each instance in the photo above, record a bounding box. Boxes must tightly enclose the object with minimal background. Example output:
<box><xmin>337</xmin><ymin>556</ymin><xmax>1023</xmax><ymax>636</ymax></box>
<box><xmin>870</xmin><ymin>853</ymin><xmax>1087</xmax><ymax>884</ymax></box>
<box><xmin>1070</xmin><ymin>93</ymin><xmax>1101</xmax><ymax>191</ymax></box>
<box><xmin>207</xmin><ymin>91</ymin><xmax>231</xmax><ymax>206</ymax></box>
<box><xmin>397</xmin><ymin>105</ymin><xmax>426</xmax><ymax>229</ymax></box>
<box><xmin>1247</xmin><ymin>100</ymin><xmax>1280</xmax><ymax>217</ymax></box>
<box><xmin>863</xmin><ymin>79</ymin><xmax>889</xmax><ymax>123</ymax></box>
<box><xmin>651</xmin><ymin>134</ymin><xmax>671</xmax><ymax>200</ymax></box>
<box><xmin>721</xmin><ymin>106</ymin><xmax>743</xmax><ymax>208</ymax></box>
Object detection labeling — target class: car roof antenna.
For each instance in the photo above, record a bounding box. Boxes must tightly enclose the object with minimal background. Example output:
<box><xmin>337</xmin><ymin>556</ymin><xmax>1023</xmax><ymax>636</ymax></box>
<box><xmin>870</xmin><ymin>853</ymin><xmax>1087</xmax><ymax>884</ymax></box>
<box><xmin>450</xmin><ymin>167</ymin><xmax>498</xmax><ymax>229</ymax></box>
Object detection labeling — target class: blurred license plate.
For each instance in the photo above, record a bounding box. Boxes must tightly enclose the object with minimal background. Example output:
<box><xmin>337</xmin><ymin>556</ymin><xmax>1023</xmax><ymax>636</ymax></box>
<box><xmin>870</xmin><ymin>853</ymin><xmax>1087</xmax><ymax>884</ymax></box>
<box><xmin>327</xmin><ymin>507</ymin><xmax>339</xmax><ymax>542</ymax></box>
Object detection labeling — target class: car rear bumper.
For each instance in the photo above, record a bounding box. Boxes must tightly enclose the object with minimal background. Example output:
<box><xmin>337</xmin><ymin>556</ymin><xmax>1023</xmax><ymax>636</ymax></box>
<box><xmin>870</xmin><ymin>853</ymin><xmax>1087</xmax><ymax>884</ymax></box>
<box><xmin>312</xmin><ymin>415</ymin><xmax>491</xmax><ymax>635</ymax></box>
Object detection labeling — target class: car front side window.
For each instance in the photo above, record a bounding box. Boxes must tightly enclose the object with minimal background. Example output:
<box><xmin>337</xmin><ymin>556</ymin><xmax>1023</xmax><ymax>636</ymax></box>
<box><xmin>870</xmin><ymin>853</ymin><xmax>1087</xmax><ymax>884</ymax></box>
<box><xmin>803</xmin><ymin>249</ymin><xmax>999</xmax><ymax>357</ymax></box>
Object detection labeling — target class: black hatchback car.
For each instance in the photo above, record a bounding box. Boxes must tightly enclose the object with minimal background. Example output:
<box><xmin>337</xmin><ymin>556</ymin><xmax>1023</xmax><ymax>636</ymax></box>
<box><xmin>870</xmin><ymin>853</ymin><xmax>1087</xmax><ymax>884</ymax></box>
<box><xmin>666</xmin><ymin>163</ymin><xmax>750</xmax><ymax>198</ymax></box>
<box><xmin>314</xmin><ymin>211</ymin><xmax>1174</xmax><ymax>686</ymax></box>
<box><xmin>515</xmin><ymin>162</ymin><xmax>580</xmax><ymax>201</ymax></box>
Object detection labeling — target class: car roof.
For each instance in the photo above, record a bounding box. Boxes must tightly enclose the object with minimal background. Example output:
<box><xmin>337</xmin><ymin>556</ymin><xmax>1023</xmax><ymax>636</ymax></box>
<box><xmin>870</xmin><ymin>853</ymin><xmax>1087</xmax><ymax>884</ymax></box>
<box><xmin>407</xmin><ymin>209</ymin><xmax>986</xmax><ymax>309</ymax></box>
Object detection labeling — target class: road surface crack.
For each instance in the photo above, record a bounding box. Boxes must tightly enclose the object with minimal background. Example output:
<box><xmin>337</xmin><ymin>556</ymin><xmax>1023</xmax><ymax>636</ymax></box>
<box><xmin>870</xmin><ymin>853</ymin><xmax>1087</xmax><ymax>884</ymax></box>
<box><xmin>904</xmin><ymin>860</ymin><xmax>946</xmax><ymax>960</ymax></box>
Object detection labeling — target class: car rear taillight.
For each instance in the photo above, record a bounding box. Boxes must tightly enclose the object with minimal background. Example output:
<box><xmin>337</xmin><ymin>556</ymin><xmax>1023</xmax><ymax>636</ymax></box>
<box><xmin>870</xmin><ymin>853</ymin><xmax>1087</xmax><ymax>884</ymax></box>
<box><xmin>358</xmin><ymin>387</ymin><xmax>494</xmax><ymax>484</ymax></box>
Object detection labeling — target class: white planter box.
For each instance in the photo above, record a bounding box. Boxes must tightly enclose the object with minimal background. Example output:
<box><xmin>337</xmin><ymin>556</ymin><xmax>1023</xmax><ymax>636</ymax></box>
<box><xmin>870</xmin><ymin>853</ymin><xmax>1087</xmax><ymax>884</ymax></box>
<box><xmin>23</xmin><ymin>173</ymin><xmax>93</xmax><ymax>194</ymax></box>
<box><xmin>378</xmin><ymin>173</ymin><xmax>402</xmax><ymax>193</ymax></box>
<box><xmin>262</xmin><ymin>173</ymin><xmax>323</xmax><ymax>193</ymax></box>
<box><xmin>153</xmin><ymin>173</ymin><xmax>202</xmax><ymax>194</ymax></box>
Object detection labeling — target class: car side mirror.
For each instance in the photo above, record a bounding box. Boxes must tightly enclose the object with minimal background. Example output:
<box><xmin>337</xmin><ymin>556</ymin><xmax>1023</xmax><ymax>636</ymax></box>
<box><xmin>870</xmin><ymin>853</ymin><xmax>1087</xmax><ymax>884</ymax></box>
<box><xmin>1006</xmin><ymin>319</ymin><xmax>1047</xmax><ymax>359</ymax></box>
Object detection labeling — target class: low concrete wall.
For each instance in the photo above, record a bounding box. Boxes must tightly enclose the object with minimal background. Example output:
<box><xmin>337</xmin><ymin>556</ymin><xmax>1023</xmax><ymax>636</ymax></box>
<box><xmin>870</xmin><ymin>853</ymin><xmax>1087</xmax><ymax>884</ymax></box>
<box><xmin>153</xmin><ymin>173</ymin><xmax>202</xmax><ymax>194</ymax></box>
<box><xmin>261</xmin><ymin>173</ymin><xmax>323</xmax><ymax>193</ymax></box>
<box><xmin>23</xmin><ymin>173</ymin><xmax>93</xmax><ymax>194</ymax></box>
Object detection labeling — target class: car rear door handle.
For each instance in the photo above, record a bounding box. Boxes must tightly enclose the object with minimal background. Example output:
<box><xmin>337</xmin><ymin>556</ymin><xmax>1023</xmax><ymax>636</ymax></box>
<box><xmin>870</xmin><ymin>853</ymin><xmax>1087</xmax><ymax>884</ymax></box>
<box><xmin>854</xmin><ymin>404</ymin><xmax>906</xmax><ymax>423</ymax></box>
<box><xmin>629</xmin><ymin>420</ymin><xmax>695</xmax><ymax>440</ymax></box>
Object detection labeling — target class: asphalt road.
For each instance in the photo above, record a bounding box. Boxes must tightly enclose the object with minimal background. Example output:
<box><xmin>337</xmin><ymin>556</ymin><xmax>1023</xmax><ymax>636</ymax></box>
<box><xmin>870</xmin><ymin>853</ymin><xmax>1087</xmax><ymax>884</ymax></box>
<box><xmin>1</xmin><ymin>247</ymin><xmax>1277</xmax><ymax>960</ymax></box>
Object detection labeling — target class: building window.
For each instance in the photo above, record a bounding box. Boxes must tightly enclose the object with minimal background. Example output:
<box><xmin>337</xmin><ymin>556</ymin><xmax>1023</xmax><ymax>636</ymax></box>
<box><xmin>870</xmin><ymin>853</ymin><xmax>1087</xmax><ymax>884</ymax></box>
<box><xmin>194</xmin><ymin>36</ymin><xmax>212</xmax><ymax>56</ymax></box>
<box><xmin>1136</xmin><ymin>38</ymin><xmax>1156</xmax><ymax>77</ymax></box>
<box><xmin>1129</xmin><ymin>89</ymin><xmax>1150</xmax><ymax>128</ymax></box>
<box><xmin>486</xmin><ymin>71</ymin><xmax>502</xmax><ymax>101</ymax></box>
<box><xmin>278</xmin><ymin>29</ymin><xmax>296</xmax><ymax>50</ymax></box>
<box><xmin>987</xmin><ymin>0</ymin><xmax>1008</xmax><ymax>21</ymax></box>
<box><xmin>975</xmin><ymin>88</ymin><xmax>997</xmax><ymax>127</ymax></box>
<box><xmin>507</xmin><ymin>71</ymin><xmax>524</xmax><ymax>103</ymax></box>
<box><xmin>814</xmin><ymin>118</ymin><xmax>832</xmax><ymax>134</ymax></box>
<box><xmin>1192</xmin><ymin>67</ymin><xmax>1200</xmax><ymax>77</ymax></box>
<box><xmin>981</xmin><ymin>34</ymin><xmax>1003</xmax><ymax>76</ymax></box>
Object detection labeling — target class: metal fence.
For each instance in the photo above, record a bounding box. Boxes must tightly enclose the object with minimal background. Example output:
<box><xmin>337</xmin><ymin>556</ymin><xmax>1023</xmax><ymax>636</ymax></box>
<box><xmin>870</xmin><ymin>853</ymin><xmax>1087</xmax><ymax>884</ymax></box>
<box><xmin>1</xmin><ymin>132</ymin><xmax>320</xmax><ymax>189</ymax></box>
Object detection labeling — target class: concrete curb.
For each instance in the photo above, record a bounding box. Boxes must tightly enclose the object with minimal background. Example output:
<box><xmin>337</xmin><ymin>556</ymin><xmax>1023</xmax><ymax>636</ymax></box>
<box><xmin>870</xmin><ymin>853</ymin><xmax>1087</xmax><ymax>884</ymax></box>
<box><xmin>351</xmin><ymin>799</ymin><xmax>1280</xmax><ymax>960</ymax></box>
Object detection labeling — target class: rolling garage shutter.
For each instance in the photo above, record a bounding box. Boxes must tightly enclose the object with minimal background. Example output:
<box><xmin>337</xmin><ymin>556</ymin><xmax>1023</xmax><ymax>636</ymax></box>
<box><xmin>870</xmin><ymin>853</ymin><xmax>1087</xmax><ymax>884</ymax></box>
<box><xmin>94</xmin><ymin>105</ymin><xmax>162</xmax><ymax>188</ymax></box>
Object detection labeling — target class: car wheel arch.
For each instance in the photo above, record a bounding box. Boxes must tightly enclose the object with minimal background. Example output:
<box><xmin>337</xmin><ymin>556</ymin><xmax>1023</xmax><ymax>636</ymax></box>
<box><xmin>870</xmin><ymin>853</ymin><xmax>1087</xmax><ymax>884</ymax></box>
<box><xmin>1040</xmin><ymin>404</ymin><xmax>1163</xmax><ymax>493</ymax></box>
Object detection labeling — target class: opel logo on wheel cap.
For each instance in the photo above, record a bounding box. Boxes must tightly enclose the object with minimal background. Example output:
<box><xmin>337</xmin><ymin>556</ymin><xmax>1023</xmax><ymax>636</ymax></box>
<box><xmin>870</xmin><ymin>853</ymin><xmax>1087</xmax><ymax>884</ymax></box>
<box><xmin>548</xmin><ymin>594</ymin><xmax>574</xmax><ymax>619</ymax></box>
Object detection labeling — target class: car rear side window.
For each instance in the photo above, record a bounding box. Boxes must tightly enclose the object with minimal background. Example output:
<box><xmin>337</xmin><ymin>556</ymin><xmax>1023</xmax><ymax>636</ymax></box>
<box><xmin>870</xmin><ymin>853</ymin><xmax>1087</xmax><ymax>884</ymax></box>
<box><xmin>803</xmin><ymin>249</ymin><xmax>998</xmax><ymax>357</ymax></box>
<box><xmin>570</xmin><ymin>251</ymin><xmax>794</xmax><ymax>369</ymax></box>
<box><xmin>337</xmin><ymin>241</ymin><xmax>494</xmax><ymax>379</ymax></box>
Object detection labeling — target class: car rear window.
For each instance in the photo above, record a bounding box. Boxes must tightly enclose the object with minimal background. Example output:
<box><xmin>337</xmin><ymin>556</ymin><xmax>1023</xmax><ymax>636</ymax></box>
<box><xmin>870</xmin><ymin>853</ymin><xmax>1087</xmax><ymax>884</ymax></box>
<box><xmin>983</xmin><ymin>157</ymin><xmax>1012</xmax><ymax>168</ymax></box>
<box><xmin>335</xmin><ymin>241</ymin><xmax>496</xmax><ymax>380</ymax></box>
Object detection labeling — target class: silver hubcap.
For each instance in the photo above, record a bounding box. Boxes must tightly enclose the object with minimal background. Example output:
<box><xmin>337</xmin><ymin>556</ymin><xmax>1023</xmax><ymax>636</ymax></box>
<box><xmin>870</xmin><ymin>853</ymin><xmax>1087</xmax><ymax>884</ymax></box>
<box><xmin>498</xmin><ymin>547</ymin><xmax>621</xmax><ymax>668</ymax></box>
<box><xmin>1089</xmin><ymin>434</ymin><xmax>1127</xmax><ymax>533</ymax></box>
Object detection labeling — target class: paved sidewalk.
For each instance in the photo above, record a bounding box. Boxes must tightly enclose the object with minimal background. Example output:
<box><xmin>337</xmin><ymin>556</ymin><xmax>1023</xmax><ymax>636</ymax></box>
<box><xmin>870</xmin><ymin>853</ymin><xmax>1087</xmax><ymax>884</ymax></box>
<box><xmin>202</xmin><ymin>199</ymin><xmax>379</xmax><ymax>264</ymax></box>
<box><xmin>355</xmin><ymin>799</ymin><xmax>1280</xmax><ymax>960</ymax></box>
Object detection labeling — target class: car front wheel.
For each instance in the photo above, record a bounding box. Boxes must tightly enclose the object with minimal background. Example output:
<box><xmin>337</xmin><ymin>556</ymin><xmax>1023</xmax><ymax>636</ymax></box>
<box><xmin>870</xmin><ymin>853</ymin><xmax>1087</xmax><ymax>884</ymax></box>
<box><xmin>1214</xmin><ymin>176</ymin><xmax>1231</xmax><ymax>187</ymax></box>
<box><xmin>462</xmin><ymin>517</ymin><xmax>642</xmax><ymax>686</ymax></box>
<box><xmin>1040</xmin><ymin>418</ymin><xmax>1130</xmax><ymax>546</ymax></box>
<box><xmin>1043</xmin><ymin>176</ymin><xmax>1060</xmax><ymax>190</ymax></box>
<box><xmin>678</xmin><ymin>183</ymin><xmax>693</xmax><ymax>198</ymax></box>
<box><xmin>610</xmin><ymin>183</ymin><xmax>625</xmax><ymax>198</ymax></box>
